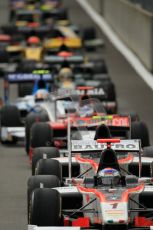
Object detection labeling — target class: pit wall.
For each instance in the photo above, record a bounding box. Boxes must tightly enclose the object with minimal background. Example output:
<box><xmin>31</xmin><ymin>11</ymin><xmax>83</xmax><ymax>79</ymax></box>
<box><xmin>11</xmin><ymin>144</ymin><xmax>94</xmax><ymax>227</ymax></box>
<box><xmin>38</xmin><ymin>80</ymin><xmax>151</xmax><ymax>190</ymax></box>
<box><xmin>87</xmin><ymin>0</ymin><xmax>153</xmax><ymax>71</ymax></box>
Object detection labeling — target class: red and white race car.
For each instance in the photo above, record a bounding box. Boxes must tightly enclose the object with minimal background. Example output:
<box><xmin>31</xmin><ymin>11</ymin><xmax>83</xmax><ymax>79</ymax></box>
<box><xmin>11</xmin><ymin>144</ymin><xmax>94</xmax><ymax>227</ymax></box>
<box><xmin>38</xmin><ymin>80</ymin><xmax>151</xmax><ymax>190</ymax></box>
<box><xmin>28</xmin><ymin>138</ymin><xmax>153</xmax><ymax>230</ymax></box>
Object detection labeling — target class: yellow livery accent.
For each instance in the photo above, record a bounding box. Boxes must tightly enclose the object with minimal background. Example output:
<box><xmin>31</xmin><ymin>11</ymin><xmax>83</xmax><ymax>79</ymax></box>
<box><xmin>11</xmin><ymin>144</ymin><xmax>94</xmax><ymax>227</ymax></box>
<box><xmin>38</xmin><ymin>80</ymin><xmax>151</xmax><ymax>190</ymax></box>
<box><xmin>45</xmin><ymin>37</ymin><xmax>82</xmax><ymax>49</ymax></box>
<box><xmin>15</xmin><ymin>21</ymin><xmax>27</xmax><ymax>27</ymax></box>
<box><xmin>57</xmin><ymin>20</ymin><xmax>70</xmax><ymax>26</ymax></box>
<box><xmin>6</xmin><ymin>46</ymin><xmax>23</xmax><ymax>52</ymax></box>
<box><xmin>25</xmin><ymin>47</ymin><xmax>42</xmax><ymax>61</ymax></box>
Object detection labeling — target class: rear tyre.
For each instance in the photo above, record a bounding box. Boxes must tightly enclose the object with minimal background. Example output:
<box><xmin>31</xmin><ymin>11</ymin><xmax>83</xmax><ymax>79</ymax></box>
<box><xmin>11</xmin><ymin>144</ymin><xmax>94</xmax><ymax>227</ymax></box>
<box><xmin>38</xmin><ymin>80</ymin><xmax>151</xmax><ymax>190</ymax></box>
<box><xmin>139</xmin><ymin>191</ymin><xmax>153</xmax><ymax>217</ymax></box>
<box><xmin>0</xmin><ymin>105</ymin><xmax>21</xmax><ymax>127</ymax></box>
<box><xmin>27</xmin><ymin>175</ymin><xmax>60</xmax><ymax>222</ymax></box>
<box><xmin>131</xmin><ymin>121</ymin><xmax>150</xmax><ymax>147</ymax></box>
<box><xmin>83</xmin><ymin>27</ymin><xmax>96</xmax><ymax>40</ymax></box>
<box><xmin>89</xmin><ymin>58</ymin><xmax>108</xmax><ymax>74</ymax></box>
<box><xmin>83</xmin><ymin>27</ymin><xmax>96</xmax><ymax>51</ymax></box>
<box><xmin>130</xmin><ymin>112</ymin><xmax>140</xmax><ymax>122</ymax></box>
<box><xmin>0</xmin><ymin>105</ymin><xmax>22</xmax><ymax>144</ymax></box>
<box><xmin>102</xmin><ymin>81</ymin><xmax>116</xmax><ymax>102</ymax></box>
<box><xmin>29</xmin><ymin>188</ymin><xmax>61</xmax><ymax>226</ymax></box>
<box><xmin>36</xmin><ymin>159</ymin><xmax>62</xmax><ymax>181</ymax></box>
<box><xmin>30</xmin><ymin>122</ymin><xmax>52</xmax><ymax>149</ymax></box>
<box><xmin>32</xmin><ymin>147</ymin><xmax>60</xmax><ymax>175</ymax></box>
<box><xmin>25</xmin><ymin>112</ymin><xmax>49</xmax><ymax>154</ymax></box>
<box><xmin>143</xmin><ymin>146</ymin><xmax>153</xmax><ymax>157</ymax></box>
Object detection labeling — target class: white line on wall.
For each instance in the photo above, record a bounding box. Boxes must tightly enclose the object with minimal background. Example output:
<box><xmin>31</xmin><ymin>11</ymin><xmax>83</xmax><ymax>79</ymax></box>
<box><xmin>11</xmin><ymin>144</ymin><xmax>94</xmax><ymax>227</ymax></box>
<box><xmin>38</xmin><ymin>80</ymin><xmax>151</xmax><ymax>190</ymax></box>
<box><xmin>76</xmin><ymin>0</ymin><xmax>153</xmax><ymax>91</ymax></box>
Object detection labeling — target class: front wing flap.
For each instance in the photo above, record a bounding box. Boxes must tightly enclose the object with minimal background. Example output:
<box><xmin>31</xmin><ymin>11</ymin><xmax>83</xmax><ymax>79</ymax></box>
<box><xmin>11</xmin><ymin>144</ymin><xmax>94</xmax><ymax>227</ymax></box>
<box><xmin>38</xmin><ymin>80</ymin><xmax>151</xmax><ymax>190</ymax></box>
<box><xmin>28</xmin><ymin>226</ymin><xmax>80</xmax><ymax>230</ymax></box>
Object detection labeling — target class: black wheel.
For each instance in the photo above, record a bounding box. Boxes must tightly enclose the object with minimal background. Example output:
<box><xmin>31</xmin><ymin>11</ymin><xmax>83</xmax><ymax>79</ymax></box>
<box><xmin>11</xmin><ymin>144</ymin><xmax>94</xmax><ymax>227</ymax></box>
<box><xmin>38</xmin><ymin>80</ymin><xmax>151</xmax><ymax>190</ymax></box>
<box><xmin>94</xmin><ymin>61</ymin><xmax>108</xmax><ymax>74</ymax></box>
<box><xmin>0</xmin><ymin>105</ymin><xmax>22</xmax><ymax>144</ymax></box>
<box><xmin>129</xmin><ymin>161</ymin><xmax>153</xmax><ymax>177</ymax></box>
<box><xmin>104</xmin><ymin>81</ymin><xmax>116</xmax><ymax>102</ymax></box>
<box><xmin>58</xmin><ymin>8</ymin><xmax>68</xmax><ymax>20</ymax></box>
<box><xmin>130</xmin><ymin>112</ymin><xmax>140</xmax><ymax>122</ymax></box>
<box><xmin>29</xmin><ymin>188</ymin><xmax>61</xmax><ymax>226</ymax></box>
<box><xmin>31</xmin><ymin>122</ymin><xmax>52</xmax><ymax>149</ymax></box>
<box><xmin>90</xmin><ymin>58</ymin><xmax>108</xmax><ymax>74</ymax></box>
<box><xmin>25</xmin><ymin>112</ymin><xmax>49</xmax><ymax>154</ymax></box>
<box><xmin>131</xmin><ymin>121</ymin><xmax>150</xmax><ymax>147</ymax></box>
<box><xmin>32</xmin><ymin>147</ymin><xmax>60</xmax><ymax>175</ymax></box>
<box><xmin>83</xmin><ymin>27</ymin><xmax>97</xmax><ymax>51</ymax></box>
<box><xmin>143</xmin><ymin>146</ymin><xmax>153</xmax><ymax>157</ymax></box>
<box><xmin>0</xmin><ymin>49</ymin><xmax>9</xmax><ymax>62</ymax></box>
<box><xmin>27</xmin><ymin>175</ymin><xmax>60</xmax><ymax>222</ymax></box>
<box><xmin>1</xmin><ymin>105</ymin><xmax>21</xmax><ymax>127</ymax></box>
<box><xmin>139</xmin><ymin>191</ymin><xmax>153</xmax><ymax>217</ymax></box>
<box><xmin>36</xmin><ymin>159</ymin><xmax>62</xmax><ymax>181</ymax></box>
<box><xmin>83</xmin><ymin>26</ymin><xmax>96</xmax><ymax>40</ymax></box>
<box><xmin>62</xmin><ymin>192</ymin><xmax>83</xmax><ymax>212</ymax></box>
<box><xmin>18</xmin><ymin>83</ymin><xmax>33</xmax><ymax>97</ymax></box>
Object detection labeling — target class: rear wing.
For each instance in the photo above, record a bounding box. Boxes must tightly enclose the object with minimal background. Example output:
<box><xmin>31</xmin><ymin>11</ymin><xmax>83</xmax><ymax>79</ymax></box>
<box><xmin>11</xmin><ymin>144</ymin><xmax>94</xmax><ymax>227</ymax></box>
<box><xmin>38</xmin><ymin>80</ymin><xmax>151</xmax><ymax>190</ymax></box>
<box><xmin>51</xmin><ymin>89</ymin><xmax>106</xmax><ymax>119</ymax></box>
<box><xmin>51</xmin><ymin>88</ymin><xmax>105</xmax><ymax>100</ymax></box>
<box><xmin>6</xmin><ymin>72</ymin><xmax>53</xmax><ymax>83</ymax></box>
<box><xmin>42</xmin><ymin>8</ymin><xmax>69</xmax><ymax>21</ymax></box>
<box><xmin>15</xmin><ymin>8</ymin><xmax>67</xmax><ymax>18</ymax></box>
<box><xmin>4</xmin><ymin>70</ymin><xmax>53</xmax><ymax>103</ymax></box>
<box><xmin>71</xmin><ymin>115</ymin><xmax>130</xmax><ymax>130</ymax></box>
<box><xmin>44</xmin><ymin>55</ymin><xmax>84</xmax><ymax>64</ymax></box>
<box><xmin>71</xmin><ymin>139</ymin><xmax>141</xmax><ymax>153</ymax></box>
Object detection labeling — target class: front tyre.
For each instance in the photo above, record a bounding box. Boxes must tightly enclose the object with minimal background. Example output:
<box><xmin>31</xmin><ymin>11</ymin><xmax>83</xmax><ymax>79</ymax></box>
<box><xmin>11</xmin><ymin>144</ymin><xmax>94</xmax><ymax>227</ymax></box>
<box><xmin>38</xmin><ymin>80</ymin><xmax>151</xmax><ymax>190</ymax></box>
<box><xmin>29</xmin><ymin>188</ymin><xmax>62</xmax><ymax>226</ymax></box>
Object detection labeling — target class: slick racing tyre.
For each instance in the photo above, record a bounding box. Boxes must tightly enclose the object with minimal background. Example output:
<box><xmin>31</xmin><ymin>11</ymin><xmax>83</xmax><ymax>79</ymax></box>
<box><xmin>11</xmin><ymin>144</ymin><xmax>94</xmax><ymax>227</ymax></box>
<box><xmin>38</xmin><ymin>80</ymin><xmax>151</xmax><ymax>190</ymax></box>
<box><xmin>0</xmin><ymin>49</ymin><xmax>9</xmax><ymax>63</ymax></box>
<box><xmin>139</xmin><ymin>191</ymin><xmax>153</xmax><ymax>217</ymax></box>
<box><xmin>129</xmin><ymin>162</ymin><xmax>153</xmax><ymax>177</ymax></box>
<box><xmin>83</xmin><ymin>27</ymin><xmax>96</xmax><ymax>51</ymax></box>
<box><xmin>32</xmin><ymin>147</ymin><xmax>60</xmax><ymax>175</ymax></box>
<box><xmin>0</xmin><ymin>105</ymin><xmax>22</xmax><ymax>144</ymax></box>
<box><xmin>25</xmin><ymin>112</ymin><xmax>49</xmax><ymax>154</ymax></box>
<box><xmin>101</xmin><ymin>81</ymin><xmax>117</xmax><ymax>102</ymax></box>
<box><xmin>61</xmin><ymin>192</ymin><xmax>83</xmax><ymax>214</ymax></box>
<box><xmin>58</xmin><ymin>8</ymin><xmax>68</xmax><ymax>20</ymax></box>
<box><xmin>62</xmin><ymin>162</ymin><xmax>80</xmax><ymax>178</ymax></box>
<box><xmin>29</xmin><ymin>188</ymin><xmax>62</xmax><ymax>226</ymax></box>
<box><xmin>30</xmin><ymin>122</ymin><xmax>53</xmax><ymax>149</ymax></box>
<box><xmin>27</xmin><ymin>175</ymin><xmax>60</xmax><ymax>223</ymax></box>
<box><xmin>36</xmin><ymin>157</ymin><xmax>79</xmax><ymax>178</ymax></box>
<box><xmin>1</xmin><ymin>105</ymin><xmax>21</xmax><ymax>127</ymax></box>
<box><xmin>35</xmin><ymin>159</ymin><xmax>62</xmax><ymax>181</ymax></box>
<box><xmin>130</xmin><ymin>112</ymin><xmax>140</xmax><ymax>122</ymax></box>
<box><xmin>83</xmin><ymin>26</ymin><xmax>96</xmax><ymax>40</ymax></box>
<box><xmin>143</xmin><ymin>146</ymin><xmax>153</xmax><ymax>157</ymax></box>
<box><xmin>90</xmin><ymin>58</ymin><xmax>108</xmax><ymax>74</ymax></box>
<box><xmin>131</xmin><ymin>121</ymin><xmax>150</xmax><ymax>147</ymax></box>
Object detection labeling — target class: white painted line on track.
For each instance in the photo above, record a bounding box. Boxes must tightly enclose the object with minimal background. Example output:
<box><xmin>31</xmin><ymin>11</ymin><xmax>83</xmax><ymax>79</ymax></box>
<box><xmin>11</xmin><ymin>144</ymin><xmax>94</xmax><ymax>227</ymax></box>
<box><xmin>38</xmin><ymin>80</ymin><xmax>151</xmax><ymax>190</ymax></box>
<box><xmin>76</xmin><ymin>0</ymin><xmax>153</xmax><ymax>91</ymax></box>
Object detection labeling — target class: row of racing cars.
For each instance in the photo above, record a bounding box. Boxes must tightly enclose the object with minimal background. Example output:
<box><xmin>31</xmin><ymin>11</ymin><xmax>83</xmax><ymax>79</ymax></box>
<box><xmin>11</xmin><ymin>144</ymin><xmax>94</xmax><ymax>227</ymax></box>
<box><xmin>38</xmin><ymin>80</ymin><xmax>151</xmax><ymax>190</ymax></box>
<box><xmin>1</xmin><ymin>0</ymin><xmax>153</xmax><ymax>230</ymax></box>
<box><xmin>25</xmin><ymin>92</ymin><xmax>153</xmax><ymax>230</ymax></box>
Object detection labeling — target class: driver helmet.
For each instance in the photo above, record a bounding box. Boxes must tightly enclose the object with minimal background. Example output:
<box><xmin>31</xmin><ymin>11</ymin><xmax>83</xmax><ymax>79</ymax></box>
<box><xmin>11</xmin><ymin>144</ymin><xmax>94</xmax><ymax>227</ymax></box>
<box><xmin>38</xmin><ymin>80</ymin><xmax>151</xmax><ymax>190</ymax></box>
<box><xmin>57</xmin><ymin>68</ymin><xmax>74</xmax><ymax>88</ymax></box>
<box><xmin>79</xmin><ymin>104</ymin><xmax>94</xmax><ymax>117</ymax></box>
<box><xmin>97</xmin><ymin>168</ymin><xmax>121</xmax><ymax>186</ymax></box>
<box><xmin>27</xmin><ymin>36</ymin><xmax>41</xmax><ymax>46</ymax></box>
<box><xmin>58</xmin><ymin>68</ymin><xmax>73</xmax><ymax>80</ymax></box>
<box><xmin>34</xmin><ymin>89</ymin><xmax>49</xmax><ymax>102</ymax></box>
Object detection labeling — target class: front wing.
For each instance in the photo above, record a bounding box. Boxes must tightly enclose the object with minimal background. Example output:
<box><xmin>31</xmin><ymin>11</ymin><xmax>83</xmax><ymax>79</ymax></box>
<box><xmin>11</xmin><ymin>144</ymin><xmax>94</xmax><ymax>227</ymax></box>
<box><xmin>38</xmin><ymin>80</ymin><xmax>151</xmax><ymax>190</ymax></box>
<box><xmin>1</xmin><ymin>127</ymin><xmax>25</xmax><ymax>141</ymax></box>
<box><xmin>28</xmin><ymin>226</ymin><xmax>80</xmax><ymax>230</ymax></box>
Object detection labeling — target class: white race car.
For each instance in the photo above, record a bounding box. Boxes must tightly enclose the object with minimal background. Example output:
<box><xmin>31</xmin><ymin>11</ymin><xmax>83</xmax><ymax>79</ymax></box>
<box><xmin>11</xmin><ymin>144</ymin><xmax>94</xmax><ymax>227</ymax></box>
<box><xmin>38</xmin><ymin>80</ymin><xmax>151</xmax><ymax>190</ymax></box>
<box><xmin>28</xmin><ymin>139</ymin><xmax>153</xmax><ymax>229</ymax></box>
